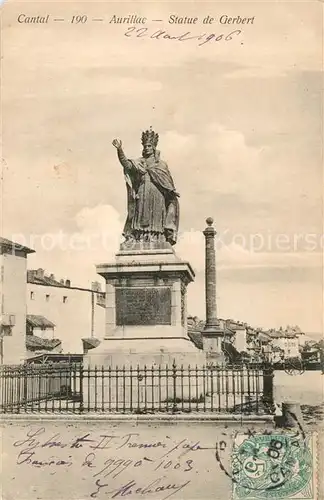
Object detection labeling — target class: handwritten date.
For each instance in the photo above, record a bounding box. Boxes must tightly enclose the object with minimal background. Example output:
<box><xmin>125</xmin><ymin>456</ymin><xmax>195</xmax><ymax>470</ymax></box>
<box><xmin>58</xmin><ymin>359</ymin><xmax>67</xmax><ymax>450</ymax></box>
<box><xmin>92</xmin><ymin>456</ymin><xmax>193</xmax><ymax>480</ymax></box>
<box><xmin>124</xmin><ymin>26</ymin><xmax>243</xmax><ymax>46</ymax></box>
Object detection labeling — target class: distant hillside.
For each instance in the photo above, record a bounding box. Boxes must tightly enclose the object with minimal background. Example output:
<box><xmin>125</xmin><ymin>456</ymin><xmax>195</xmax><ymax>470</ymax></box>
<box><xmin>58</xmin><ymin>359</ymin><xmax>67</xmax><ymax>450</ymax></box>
<box><xmin>306</xmin><ymin>332</ymin><xmax>324</xmax><ymax>341</ymax></box>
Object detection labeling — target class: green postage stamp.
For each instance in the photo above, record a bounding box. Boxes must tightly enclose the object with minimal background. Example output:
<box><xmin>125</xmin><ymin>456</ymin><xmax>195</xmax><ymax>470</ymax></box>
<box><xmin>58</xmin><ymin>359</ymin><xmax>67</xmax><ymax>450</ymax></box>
<box><xmin>232</xmin><ymin>432</ymin><xmax>317</xmax><ymax>500</ymax></box>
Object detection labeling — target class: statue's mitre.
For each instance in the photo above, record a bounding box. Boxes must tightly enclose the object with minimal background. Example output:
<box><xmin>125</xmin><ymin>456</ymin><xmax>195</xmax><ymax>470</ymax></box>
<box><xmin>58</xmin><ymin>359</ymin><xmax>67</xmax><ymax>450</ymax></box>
<box><xmin>141</xmin><ymin>126</ymin><xmax>159</xmax><ymax>147</ymax></box>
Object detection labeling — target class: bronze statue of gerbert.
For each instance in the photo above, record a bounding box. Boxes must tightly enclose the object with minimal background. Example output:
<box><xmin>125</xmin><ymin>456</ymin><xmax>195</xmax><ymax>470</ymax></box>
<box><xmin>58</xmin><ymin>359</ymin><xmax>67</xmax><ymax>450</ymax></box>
<box><xmin>112</xmin><ymin>128</ymin><xmax>180</xmax><ymax>246</ymax></box>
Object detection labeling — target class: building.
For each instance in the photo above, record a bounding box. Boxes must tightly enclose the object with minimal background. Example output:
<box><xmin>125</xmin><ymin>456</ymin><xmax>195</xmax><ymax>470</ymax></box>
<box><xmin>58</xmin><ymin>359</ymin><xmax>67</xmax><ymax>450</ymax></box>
<box><xmin>0</xmin><ymin>238</ymin><xmax>35</xmax><ymax>364</ymax></box>
<box><xmin>26</xmin><ymin>314</ymin><xmax>55</xmax><ymax>337</ymax></box>
<box><xmin>223</xmin><ymin>319</ymin><xmax>248</xmax><ymax>352</ymax></box>
<box><xmin>25</xmin><ymin>313</ymin><xmax>64</xmax><ymax>358</ymax></box>
<box><xmin>187</xmin><ymin>316</ymin><xmax>237</xmax><ymax>355</ymax></box>
<box><xmin>237</xmin><ymin>326</ymin><xmax>272</xmax><ymax>362</ymax></box>
<box><xmin>27</xmin><ymin>269</ymin><xmax>105</xmax><ymax>353</ymax></box>
<box><xmin>188</xmin><ymin>317</ymin><xmax>273</xmax><ymax>362</ymax></box>
<box><xmin>267</xmin><ymin>327</ymin><xmax>301</xmax><ymax>359</ymax></box>
<box><xmin>286</xmin><ymin>325</ymin><xmax>306</xmax><ymax>347</ymax></box>
<box><xmin>182</xmin><ymin>316</ymin><xmax>307</xmax><ymax>363</ymax></box>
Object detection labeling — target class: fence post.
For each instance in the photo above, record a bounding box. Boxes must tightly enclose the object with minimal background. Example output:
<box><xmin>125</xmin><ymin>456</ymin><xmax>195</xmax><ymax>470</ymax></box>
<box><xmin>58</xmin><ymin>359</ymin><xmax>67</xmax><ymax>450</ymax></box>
<box><xmin>23</xmin><ymin>365</ymin><xmax>28</xmax><ymax>409</ymax></box>
<box><xmin>0</xmin><ymin>368</ymin><xmax>2</xmax><ymax>411</ymax></box>
<box><xmin>262</xmin><ymin>362</ymin><xmax>274</xmax><ymax>413</ymax></box>
<box><xmin>172</xmin><ymin>360</ymin><xmax>178</xmax><ymax>413</ymax></box>
<box><xmin>79</xmin><ymin>363</ymin><xmax>84</xmax><ymax>413</ymax></box>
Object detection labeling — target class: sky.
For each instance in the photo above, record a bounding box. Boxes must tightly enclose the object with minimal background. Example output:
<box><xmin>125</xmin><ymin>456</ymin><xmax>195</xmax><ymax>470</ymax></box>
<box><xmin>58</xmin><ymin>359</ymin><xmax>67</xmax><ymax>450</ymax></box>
<box><xmin>1</xmin><ymin>1</ymin><xmax>323</xmax><ymax>335</ymax></box>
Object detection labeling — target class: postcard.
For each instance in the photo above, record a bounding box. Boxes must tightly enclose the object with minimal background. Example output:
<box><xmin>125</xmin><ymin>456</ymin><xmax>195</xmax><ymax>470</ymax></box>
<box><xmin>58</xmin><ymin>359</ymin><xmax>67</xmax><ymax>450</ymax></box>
<box><xmin>0</xmin><ymin>0</ymin><xmax>323</xmax><ymax>499</ymax></box>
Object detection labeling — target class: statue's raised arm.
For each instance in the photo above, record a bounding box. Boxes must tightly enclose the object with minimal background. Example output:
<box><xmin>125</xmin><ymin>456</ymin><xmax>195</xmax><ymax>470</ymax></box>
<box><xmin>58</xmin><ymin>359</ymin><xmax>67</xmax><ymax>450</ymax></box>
<box><xmin>114</xmin><ymin>127</ymin><xmax>180</xmax><ymax>247</ymax></box>
<box><xmin>112</xmin><ymin>138</ymin><xmax>122</xmax><ymax>149</ymax></box>
<box><xmin>112</xmin><ymin>139</ymin><xmax>132</xmax><ymax>170</ymax></box>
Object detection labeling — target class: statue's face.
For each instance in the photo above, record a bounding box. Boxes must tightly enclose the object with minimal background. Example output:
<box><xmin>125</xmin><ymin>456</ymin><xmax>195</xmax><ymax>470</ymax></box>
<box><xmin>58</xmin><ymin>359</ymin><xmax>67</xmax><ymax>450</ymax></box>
<box><xmin>143</xmin><ymin>143</ymin><xmax>154</xmax><ymax>157</ymax></box>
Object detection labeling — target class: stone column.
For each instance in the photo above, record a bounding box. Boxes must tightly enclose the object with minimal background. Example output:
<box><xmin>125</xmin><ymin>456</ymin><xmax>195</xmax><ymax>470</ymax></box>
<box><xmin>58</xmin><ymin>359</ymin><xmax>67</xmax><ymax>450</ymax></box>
<box><xmin>203</xmin><ymin>217</ymin><xmax>218</xmax><ymax>330</ymax></box>
<box><xmin>202</xmin><ymin>218</ymin><xmax>224</xmax><ymax>361</ymax></box>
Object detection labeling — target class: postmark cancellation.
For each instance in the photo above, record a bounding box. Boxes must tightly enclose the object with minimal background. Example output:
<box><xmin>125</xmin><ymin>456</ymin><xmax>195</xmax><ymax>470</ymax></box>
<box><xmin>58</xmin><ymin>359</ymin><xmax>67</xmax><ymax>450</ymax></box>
<box><xmin>232</xmin><ymin>432</ymin><xmax>317</xmax><ymax>500</ymax></box>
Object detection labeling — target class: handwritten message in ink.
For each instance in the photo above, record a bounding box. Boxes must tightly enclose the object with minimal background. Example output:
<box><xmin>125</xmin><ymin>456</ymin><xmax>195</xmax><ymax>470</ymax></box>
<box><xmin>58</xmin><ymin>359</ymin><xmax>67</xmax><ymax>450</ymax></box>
<box><xmin>12</xmin><ymin>426</ymin><xmax>220</xmax><ymax>499</ymax></box>
<box><xmin>5</xmin><ymin>423</ymin><xmax>314</xmax><ymax>500</ymax></box>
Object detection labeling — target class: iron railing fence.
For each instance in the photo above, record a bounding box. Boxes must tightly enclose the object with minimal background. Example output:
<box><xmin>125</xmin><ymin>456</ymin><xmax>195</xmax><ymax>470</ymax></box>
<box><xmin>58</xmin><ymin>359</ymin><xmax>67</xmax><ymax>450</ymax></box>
<box><xmin>0</xmin><ymin>362</ymin><xmax>274</xmax><ymax>415</ymax></box>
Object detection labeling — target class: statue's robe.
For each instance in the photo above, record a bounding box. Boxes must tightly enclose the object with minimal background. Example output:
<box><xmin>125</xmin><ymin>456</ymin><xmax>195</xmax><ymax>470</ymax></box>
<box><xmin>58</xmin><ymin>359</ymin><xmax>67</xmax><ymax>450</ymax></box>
<box><xmin>123</xmin><ymin>153</ymin><xmax>179</xmax><ymax>245</ymax></box>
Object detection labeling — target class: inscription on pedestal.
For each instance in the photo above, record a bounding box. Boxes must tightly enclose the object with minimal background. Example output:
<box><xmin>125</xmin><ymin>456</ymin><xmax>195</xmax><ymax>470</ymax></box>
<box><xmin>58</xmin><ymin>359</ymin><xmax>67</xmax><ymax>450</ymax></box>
<box><xmin>115</xmin><ymin>287</ymin><xmax>171</xmax><ymax>326</ymax></box>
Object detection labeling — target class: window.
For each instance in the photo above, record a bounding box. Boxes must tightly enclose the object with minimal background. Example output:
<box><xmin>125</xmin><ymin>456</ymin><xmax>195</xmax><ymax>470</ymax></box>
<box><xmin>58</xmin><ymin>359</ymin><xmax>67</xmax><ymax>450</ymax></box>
<box><xmin>63</xmin><ymin>296</ymin><xmax>68</xmax><ymax>304</ymax></box>
<box><xmin>46</xmin><ymin>294</ymin><xmax>50</xmax><ymax>302</ymax></box>
<box><xmin>30</xmin><ymin>291</ymin><xmax>34</xmax><ymax>300</ymax></box>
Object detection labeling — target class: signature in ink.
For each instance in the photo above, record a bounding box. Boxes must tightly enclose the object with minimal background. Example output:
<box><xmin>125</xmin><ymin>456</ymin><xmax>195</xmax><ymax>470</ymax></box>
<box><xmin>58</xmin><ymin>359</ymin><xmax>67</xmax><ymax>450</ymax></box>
<box><xmin>90</xmin><ymin>476</ymin><xmax>191</xmax><ymax>499</ymax></box>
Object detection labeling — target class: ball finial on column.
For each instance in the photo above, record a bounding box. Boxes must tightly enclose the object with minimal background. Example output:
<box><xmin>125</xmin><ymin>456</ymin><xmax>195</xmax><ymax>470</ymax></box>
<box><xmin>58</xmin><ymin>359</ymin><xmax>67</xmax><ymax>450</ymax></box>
<box><xmin>204</xmin><ymin>217</ymin><xmax>216</xmax><ymax>236</ymax></box>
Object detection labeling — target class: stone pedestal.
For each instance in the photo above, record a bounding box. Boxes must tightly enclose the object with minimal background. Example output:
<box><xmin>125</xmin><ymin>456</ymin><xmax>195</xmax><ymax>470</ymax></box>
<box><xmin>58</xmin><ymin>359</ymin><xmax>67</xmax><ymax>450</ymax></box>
<box><xmin>202</xmin><ymin>330</ymin><xmax>227</xmax><ymax>364</ymax></box>
<box><xmin>84</xmin><ymin>243</ymin><xmax>206</xmax><ymax>369</ymax></box>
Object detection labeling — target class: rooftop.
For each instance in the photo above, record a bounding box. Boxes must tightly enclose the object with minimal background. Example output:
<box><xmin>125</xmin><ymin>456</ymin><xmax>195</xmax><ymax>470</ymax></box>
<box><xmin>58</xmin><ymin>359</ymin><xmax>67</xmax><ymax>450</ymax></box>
<box><xmin>82</xmin><ymin>338</ymin><xmax>101</xmax><ymax>352</ymax></box>
<box><xmin>187</xmin><ymin>317</ymin><xmax>236</xmax><ymax>350</ymax></box>
<box><xmin>222</xmin><ymin>319</ymin><xmax>247</xmax><ymax>330</ymax></box>
<box><xmin>0</xmin><ymin>237</ymin><xmax>35</xmax><ymax>255</ymax></box>
<box><xmin>257</xmin><ymin>331</ymin><xmax>272</xmax><ymax>342</ymax></box>
<box><xmin>27</xmin><ymin>269</ymin><xmax>104</xmax><ymax>292</ymax></box>
<box><xmin>187</xmin><ymin>317</ymin><xmax>204</xmax><ymax>349</ymax></box>
<box><xmin>266</xmin><ymin>330</ymin><xmax>299</xmax><ymax>339</ymax></box>
<box><xmin>27</xmin><ymin>269</ymin><xmax>70</xmax><ymax>287</ymax></box>
<box><xmin>27</xmin><ymin>315</ymin><xmax>55</xmax><ymax>329</ymax></box>
<box><xmin>26</xmin><ymin>335</ymin><xmax>62</xmax><ymax>351</ymax></box>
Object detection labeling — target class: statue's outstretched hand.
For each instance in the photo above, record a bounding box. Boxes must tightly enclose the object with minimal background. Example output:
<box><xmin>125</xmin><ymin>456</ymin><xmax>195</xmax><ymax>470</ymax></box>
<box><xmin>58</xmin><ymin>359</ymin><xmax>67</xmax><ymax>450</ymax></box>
<box><xmin>112</xmin><ymin>139</ymin><xmax>122</xmax><ymax>149</ymax></box>
<box><xmin>174</xmin><ymin>191</ymin><xmax>180</xmax><ymax>198</ymax></box>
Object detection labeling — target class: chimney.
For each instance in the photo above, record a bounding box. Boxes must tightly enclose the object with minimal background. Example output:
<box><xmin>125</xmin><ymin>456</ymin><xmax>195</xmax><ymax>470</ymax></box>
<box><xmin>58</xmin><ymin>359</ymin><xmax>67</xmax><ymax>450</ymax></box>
<box><xmin>65</xmin><ymin>279</ymin><xmax>71</xmax><ymax>287</ymax></box>
<box><xmin>60</xmin><ymin>279</ymin><xmax>64</xmax><ymax>285</ymax></box>
<box><xmin>27</xmin><ymin>270</ymin><xmax>37</xmax><ymax>281</ymax></box>
<box><xmin>36</xmin><ymin>268</ymin><xmax>44</xmax><ymax>279</ymax></box>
